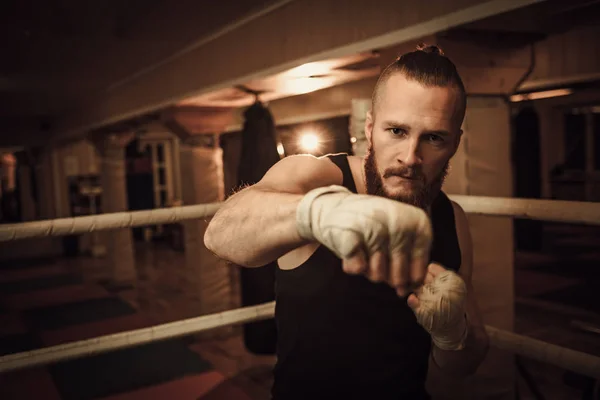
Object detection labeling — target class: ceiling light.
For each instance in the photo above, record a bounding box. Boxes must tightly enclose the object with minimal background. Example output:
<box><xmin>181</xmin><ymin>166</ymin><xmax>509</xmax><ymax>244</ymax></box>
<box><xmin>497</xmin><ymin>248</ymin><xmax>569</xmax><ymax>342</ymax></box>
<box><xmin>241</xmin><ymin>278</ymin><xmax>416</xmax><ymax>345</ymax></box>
<box><xmin>299</xmin><ymin>132</ymin><xmax>320</xmax><ymax>152</ymax></box>
<box><xmin>510</xmin><ymin>88</ymin><xmax>573</xmax><ymax>102</ymax></box>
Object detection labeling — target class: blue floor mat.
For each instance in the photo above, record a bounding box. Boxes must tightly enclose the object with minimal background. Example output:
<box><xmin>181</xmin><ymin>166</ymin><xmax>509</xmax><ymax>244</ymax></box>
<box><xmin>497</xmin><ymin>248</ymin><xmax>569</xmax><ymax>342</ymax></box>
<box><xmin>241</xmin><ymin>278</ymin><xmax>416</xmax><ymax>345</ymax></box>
<box><xmin>0</xmin><ymin>273</ymin><xmax>81</xmax><ymax>295</ymax></box>
<box><xmin>50</xmin><ymin>338</ymin><xmax>213</xmax><ymax>400</ymax></box>
<box><xmin>24</xmin><ymin>297</ymin><xmax>136</xmax><ymax>331</ymax></box>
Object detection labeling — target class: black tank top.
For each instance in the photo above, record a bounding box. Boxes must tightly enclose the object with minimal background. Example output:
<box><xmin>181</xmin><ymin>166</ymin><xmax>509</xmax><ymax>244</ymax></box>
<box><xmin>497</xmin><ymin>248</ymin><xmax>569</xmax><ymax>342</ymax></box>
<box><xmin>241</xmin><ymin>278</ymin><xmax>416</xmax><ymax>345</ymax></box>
<box><xmin>272</xmin><ymin>153</ymin><xmax>461</xmax><ymax>400</ymax></box>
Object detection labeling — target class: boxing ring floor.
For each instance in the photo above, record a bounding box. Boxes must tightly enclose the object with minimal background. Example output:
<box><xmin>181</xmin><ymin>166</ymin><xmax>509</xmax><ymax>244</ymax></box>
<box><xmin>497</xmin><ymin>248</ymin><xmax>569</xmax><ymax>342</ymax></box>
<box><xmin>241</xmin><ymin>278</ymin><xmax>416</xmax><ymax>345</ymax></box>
<box><xmin>0</xmin><ymin>242</ymin><xmax>275</xmax><ymax>400</ymax></box>
<box><xmin>0</xmin><ymin>197</ymin><xmax>599</xmax><ymax>399</ymax></box>
<box><xmin>0</xmin><ymin>240</ymin><xmax>597</xmax><ymax>399</ymax></box>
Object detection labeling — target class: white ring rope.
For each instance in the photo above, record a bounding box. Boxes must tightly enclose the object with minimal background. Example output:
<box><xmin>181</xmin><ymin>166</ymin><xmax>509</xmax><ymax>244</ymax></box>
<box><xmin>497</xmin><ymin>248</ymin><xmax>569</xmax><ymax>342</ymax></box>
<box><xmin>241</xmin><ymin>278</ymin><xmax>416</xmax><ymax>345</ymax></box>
<box><xmin>1</xmin><ymin>196</ymin><xmax>599</xmax><ymax>242</ymax></box>
<box><xmin>0</xmin><ymin>202</ymin><xmax>222</xmax><ymax>241</ymax></box>
<box><xmin>0</xmin><ymin>302</ymin><xmax>276</xmax><ymax>374</ymax></box>
<box><xmin>1</xmin><ymin>196</ymin><xmax>599</xmax><ymax>376</ymax></box>
<box><xmin>449</xmin><ymin>195</ymin><xmax>600</xmax><ymax>224</ymax></box>
<box><xmin>0</xmin><ymin>301</ymin><xmax>598</xmax><ymax>379</ymax></box>
<box><xmin>486</xmin><ymin>326</ymin><xmax>600</xmax><ymax>380</ymax></box>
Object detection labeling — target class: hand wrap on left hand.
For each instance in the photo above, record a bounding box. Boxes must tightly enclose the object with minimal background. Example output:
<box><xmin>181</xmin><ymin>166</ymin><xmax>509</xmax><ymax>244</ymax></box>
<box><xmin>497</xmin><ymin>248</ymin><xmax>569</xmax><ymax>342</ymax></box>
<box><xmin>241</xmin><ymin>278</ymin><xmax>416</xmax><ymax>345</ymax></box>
<box><xmin>410</xmin><ymin>265</ymin><xmax>468</xmax><ymax>351</ymax></box>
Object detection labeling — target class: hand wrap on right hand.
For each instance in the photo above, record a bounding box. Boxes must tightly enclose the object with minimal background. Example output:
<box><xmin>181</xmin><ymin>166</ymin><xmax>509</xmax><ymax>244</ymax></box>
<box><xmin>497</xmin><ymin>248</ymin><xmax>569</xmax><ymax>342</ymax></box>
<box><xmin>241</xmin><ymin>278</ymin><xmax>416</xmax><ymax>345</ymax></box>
<box><xmin>296</xmin><ymin>185</ymin><xmax>432</xmax><ymax>263</ymax></box>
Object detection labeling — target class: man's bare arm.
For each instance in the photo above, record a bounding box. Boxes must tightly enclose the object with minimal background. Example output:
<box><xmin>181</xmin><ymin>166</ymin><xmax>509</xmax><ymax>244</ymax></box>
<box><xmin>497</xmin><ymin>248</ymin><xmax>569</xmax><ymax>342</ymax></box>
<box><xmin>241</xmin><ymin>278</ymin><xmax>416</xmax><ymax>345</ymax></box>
<box><xmin>204</xmin><ymin>155</ymin><xmax>342</xmax><ymax>267</ymax></box>
<box><xmin>430</xmin><ymin>202</ymin><xmax>490</xmax><ymax>377</ymax></box>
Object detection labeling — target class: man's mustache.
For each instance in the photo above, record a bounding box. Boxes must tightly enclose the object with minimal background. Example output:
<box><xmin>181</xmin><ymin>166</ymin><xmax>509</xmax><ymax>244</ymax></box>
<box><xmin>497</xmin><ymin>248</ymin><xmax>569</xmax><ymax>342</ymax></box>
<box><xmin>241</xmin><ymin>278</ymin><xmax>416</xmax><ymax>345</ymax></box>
<box><xmin>382</xmin><ymin>167</ymin><xmax>425</xmax><ymax>181</ymax></box>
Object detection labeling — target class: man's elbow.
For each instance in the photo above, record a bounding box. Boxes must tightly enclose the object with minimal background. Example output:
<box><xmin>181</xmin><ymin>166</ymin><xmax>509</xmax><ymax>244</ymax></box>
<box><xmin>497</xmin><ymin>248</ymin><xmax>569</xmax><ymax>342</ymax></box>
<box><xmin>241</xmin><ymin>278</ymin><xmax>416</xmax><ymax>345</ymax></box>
<box><xmin>203</xmin><ymin>221</ymin><xmax>222</xmax><ymax>256</ymax></box>
<box><xmin>204</xmin><ymin>222</ymin><xmax>258</xmax><ymax>267</ymax></box>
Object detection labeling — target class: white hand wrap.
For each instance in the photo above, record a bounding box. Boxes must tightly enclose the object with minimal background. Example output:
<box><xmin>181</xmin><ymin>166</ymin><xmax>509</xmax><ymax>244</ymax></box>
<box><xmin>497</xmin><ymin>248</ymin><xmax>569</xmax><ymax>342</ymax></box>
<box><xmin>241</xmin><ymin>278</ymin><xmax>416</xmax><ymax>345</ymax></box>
<box><xmin>296</xmin><ymin>185</ymin><xmax>432</xmax><ymax>261</ymax></box>
<box><xmin>413</xmin><ymin>270</ymin><xmax>469</xmax><ymax>351</ymax></box>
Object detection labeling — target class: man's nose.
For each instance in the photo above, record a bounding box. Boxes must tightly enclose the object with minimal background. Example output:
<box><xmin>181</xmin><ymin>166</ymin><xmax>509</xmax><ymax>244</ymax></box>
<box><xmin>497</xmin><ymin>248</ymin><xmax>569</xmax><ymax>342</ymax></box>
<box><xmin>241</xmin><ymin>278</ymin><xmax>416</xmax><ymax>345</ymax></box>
<box><xmin>401</xmin><ymin>138</ymin><xmax>423</xmax><ymax>167</ymax></box>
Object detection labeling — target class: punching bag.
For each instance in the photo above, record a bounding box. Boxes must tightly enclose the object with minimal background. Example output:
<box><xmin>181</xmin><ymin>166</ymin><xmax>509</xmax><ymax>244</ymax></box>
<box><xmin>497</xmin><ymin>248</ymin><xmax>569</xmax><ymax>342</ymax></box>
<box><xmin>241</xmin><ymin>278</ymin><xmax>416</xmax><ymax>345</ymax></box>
<box><xmin>513</xmin><ymin>107</ymin><xmax>543</xmax><ymax>251</ymax></box>
<box><xmin>236</xmin><ymin>101</ymin><xmax>281</xmax><ymax>354</ymax></box>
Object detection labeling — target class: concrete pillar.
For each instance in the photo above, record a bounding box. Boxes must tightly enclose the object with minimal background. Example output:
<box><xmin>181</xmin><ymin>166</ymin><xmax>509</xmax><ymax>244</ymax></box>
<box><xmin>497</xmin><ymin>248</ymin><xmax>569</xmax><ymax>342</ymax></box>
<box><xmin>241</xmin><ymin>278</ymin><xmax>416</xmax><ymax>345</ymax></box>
<box><xmin>0</xmin><ymin>153</ymin><xmax>17</xmax><ymax>191</ymax></box>
<box><xmin>94</xmin><ymin>133</ymin><xmax>137</xmax><ymax>288</ymax></box>
<box><xmin>179</xmin><ymin>135</ymin><xmax>235</xmax><ymax>336</ymax></box>
<box><xmin>18</xmin><ymin>164</ymin><xmax>36</xmax><ymax>222</ymax></box>
<box><xmin>11</xmin><ymin>151</ymin><xmax>36</xmax><ymax>222</ymax></box>
<box><xmin>0</xmin><ymin>147</ymin><xmax>63</xmax><ymax>260</ymax></box>
<box><xmin>440</xmin><ymin>97</ymin><xmax>515</xmax><ymax>400</ymax></box>
<box><xmin>32</xmin><ymin>147</ymin><xmax>57</xmax><ymax>220</ymax></box>
<box><xmin>0</xmin><ymin>153</ymin><xmax>18</xmax><ymax>222</ymax></box>
<box><xmin>349</xmin><ymin>98</ymin><xmax>371</xmax><ymax>156</ymax></box>
<box><xmin>164</xmin><ymin>106</ymin><xmax>237</xmax><ymax>335</ymax></box>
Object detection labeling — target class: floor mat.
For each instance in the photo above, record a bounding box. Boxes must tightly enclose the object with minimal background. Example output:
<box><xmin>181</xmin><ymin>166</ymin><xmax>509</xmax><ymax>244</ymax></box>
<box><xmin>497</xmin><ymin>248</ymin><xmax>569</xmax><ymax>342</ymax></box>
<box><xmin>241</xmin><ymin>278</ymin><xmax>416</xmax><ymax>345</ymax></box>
<box><xmin>0</xmin><ymin>273</ymin><xmax>81</xmax><ymax>295</ymax></box>
<box><xmin>99</xmin><ymin>371</ymin><xmax>226</xmax><ymax>400</ymax></box>
<box><xmin>2</xmin><ymin>284</ymin><xmax>109</xmax><ymax>310</ymax></box>
<box><xmin>514</xmin><ymin>269</ymin><xmax>580</xmax><ymax>297</ymax></box>
<box><xmin>200</xmin><ymin>381</ymin><xmax>255</xmax><ymax>400</ymax></box>
<box><xmin>0</xmin><ymin>256</ymin><xmax>57</xmax><ymax>270</ymax></box>
<box><xmin>50</xmin><ymin>338</ymin><xmax>213</xmax><ymax>400</ymax></box>
<box><xmin>24</xmin><ymin>297</ymin><xmax>136</xmax><ymax>331</ymax></box>
<box><xmin>0</xmin><ymin>313</ymin><xmax>26</xmax><ymax>336</ymax></box>
<box><xmin>0</xmin><ymin>368</ymin><xmax>62</xmax><ymax>400</ymax></box>
<box><xmin>521</xmin><ymin>258</ymin><xmax>600</xmax><ymax>280</ymax></box>
<box><xmin>41</xmin><ymin>313</ymin><xmax>154</xmax><ymax>346</ymax></box>
<box><xmin>0</xmin><ymin>264</ymin><xmax>67</xmax><ymax>283</ymax></box>
<box><xmin>0</xmin><ymin>332</ymin><xmax>42</xmax><ymax>356</ymax></box>
<box><xmin>535</xmin><ymin>284</ymin><xmax>599</xmax><ymax>314</ymax></box>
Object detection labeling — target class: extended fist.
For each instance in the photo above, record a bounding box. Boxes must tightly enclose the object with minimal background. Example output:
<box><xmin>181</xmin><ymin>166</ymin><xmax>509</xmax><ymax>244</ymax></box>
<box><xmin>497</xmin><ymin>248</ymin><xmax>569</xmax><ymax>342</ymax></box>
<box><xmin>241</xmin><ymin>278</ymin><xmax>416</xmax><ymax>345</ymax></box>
<box><xmin>296</xmin><ymin>185</ymin><xmax>433</xmax><ymax>295</ymax></box>
<box><xmin>408</xmin><ymin>263</ymin><xmax>468</xmax><ymax>351</ymax></box>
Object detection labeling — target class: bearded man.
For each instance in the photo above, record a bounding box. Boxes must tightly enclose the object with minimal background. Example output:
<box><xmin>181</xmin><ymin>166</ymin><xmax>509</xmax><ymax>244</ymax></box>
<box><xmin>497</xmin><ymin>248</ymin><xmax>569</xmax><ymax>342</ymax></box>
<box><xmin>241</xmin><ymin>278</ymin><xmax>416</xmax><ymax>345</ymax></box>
<box><xmin>205</xmin><ymin>44</ymin><xmax>489</xmax><ymax>400</ymax></box>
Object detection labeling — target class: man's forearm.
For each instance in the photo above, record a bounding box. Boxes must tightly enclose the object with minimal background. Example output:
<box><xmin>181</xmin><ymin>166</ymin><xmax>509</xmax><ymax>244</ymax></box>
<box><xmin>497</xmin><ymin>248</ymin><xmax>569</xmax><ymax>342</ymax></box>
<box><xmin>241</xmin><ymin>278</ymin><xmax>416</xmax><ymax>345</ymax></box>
<box><xmin>430</xmin><ymin>291</ymin><xmax>490</xmax><ymax>377</ymax></box>
<box><xmin>204</xmin><ymin>186</ymin><xmax>308</xmax><ymax>267</ymax></box>
<box><xmin>431</xmin><ymin>319</ymin><xmax>489</xmax><ymax>377</ymax></box>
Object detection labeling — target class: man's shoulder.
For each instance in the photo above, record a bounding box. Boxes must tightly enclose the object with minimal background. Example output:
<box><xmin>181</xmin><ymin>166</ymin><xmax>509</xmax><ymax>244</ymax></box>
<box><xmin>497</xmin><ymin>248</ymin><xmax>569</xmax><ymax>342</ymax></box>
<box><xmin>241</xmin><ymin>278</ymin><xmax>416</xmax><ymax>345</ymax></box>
<box><xmin>256</xmin><ymin>154</ymin><xmax>343</xmax><ymax>193</ymax></box>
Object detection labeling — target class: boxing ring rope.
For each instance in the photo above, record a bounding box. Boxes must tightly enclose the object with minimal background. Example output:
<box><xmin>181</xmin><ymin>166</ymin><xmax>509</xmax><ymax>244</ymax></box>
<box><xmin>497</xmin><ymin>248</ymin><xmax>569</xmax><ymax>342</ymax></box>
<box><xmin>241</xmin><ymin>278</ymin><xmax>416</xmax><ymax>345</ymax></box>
<box><xmin>0</xmin><ymin>202</ymin><xmax>223</xmax><ymax>242</ymax></box>
<box><xmin>0</xmin><ymin>302</ymin><xmax>275</xmax><ymax>374</ymax></box>
<box><xmin>0</xmin><ymin>301</ymin><xmax>599</xmax><ymax>378</ymax></box>
<box><xmin>1</xmin><ymin>195</ymin><xmax>599</xmax><ymax>378</ymax></box>
<box><xmin>1</xmin><ymin>196</ymin><xmax>599</xmax><ymax>242</ymax></box>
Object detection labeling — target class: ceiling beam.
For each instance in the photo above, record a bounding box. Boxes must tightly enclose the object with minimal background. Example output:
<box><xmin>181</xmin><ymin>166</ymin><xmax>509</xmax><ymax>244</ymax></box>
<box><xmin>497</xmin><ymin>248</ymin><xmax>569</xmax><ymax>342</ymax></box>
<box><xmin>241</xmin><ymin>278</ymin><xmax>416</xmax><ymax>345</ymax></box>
<box><xmin>53</xmin><ymin>0</ymin><xmax>543</xmax><ymax>142</ymax></box>
<box><xmin>225</xmin><ymin>77</ymin><xmax>378</xmax><ymax>132</ymax></box>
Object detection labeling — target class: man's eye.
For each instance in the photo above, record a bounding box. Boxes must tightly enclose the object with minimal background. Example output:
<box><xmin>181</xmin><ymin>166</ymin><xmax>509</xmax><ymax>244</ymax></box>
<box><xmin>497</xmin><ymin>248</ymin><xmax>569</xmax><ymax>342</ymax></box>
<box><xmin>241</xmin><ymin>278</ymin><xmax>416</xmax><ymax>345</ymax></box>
<box><xmin>389</xmin><ymin>128</ymin><xmax>405</xmax><ymax>135</ymax></box>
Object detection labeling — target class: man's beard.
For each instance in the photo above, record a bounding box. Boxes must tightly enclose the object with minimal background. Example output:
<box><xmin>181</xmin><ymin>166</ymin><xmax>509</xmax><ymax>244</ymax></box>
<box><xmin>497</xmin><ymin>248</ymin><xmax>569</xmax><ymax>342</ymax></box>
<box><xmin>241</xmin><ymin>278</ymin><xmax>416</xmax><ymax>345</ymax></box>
<box><xmin>363</xmin><ymin>144</ymin><xmax>449</xmax><ymax>210</ymax></box>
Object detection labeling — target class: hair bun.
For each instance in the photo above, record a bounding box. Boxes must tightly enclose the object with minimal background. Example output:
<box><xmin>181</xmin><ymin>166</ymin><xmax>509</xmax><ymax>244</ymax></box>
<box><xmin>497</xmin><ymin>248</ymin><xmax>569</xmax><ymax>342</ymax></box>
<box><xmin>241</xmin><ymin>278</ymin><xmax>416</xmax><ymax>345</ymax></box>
<box><xmin>416</xmin><ymin>43</ymin><xmax>444</xmax><ymax>56</ymax></box>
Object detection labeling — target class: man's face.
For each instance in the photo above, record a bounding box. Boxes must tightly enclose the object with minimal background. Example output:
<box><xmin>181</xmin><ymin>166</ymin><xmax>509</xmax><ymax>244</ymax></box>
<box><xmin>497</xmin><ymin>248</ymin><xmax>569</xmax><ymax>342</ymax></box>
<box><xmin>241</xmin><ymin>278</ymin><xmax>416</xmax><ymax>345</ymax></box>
<box><xmin>364</xmin><ymin>73</ymin><xmax>463</xmax><ymax>209</ymax></box>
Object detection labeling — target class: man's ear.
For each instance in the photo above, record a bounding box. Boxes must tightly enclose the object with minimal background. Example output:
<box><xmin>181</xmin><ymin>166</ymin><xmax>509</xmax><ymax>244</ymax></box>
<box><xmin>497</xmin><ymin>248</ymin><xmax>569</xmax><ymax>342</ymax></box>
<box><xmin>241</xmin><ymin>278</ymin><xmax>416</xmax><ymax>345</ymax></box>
<box><xmin>365</xmin><ymin>110</ymin><xmax>374</xmax><ymax>144</ymax></box>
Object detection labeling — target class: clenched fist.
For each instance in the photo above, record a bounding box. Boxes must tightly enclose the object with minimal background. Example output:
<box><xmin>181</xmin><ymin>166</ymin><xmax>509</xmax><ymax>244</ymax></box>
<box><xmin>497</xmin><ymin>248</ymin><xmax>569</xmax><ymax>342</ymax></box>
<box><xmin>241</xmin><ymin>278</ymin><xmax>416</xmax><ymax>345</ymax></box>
<box><xmin>408</xmin><ymin>263</ymin><xmax>468</xmax><ymax>351</ymax></box>
<box><xmin>296</xmin><ymin>185</ymin><xmax>433</xmax><ymax>295</ymax></box>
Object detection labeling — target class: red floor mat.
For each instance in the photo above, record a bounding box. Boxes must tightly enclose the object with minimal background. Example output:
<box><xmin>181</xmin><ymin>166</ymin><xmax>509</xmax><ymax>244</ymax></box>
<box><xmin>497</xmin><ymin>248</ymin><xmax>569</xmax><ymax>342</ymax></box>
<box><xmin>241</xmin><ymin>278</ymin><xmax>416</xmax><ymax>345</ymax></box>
<box><xmin>41</xmin><ymin>313</ymin><xmax>154</xmax><ymax>346</ymax></box>
<box><xmin>1</xmin><ymin>284</ymin><xmax>110</xmax><ymax>310</ymax></box>
<box><xmin>200</xmin><ymin>381</ymin><xmax>255</xmax><ymax>400</ymax></box>
<box><xmin>98</xmin><ymin>371</ymin><xmax>230</xmax><ymax>400</ymax></box>
<box><xmin>0</xmin><ymin>368</ymin><xmax>61</xmax><ymax>400</ymax></box>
